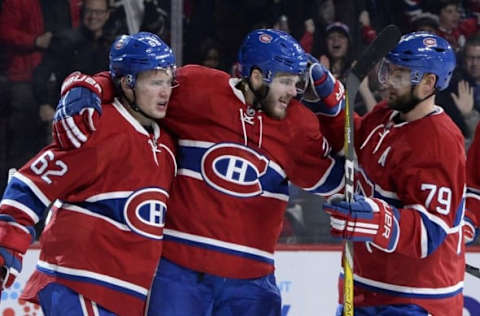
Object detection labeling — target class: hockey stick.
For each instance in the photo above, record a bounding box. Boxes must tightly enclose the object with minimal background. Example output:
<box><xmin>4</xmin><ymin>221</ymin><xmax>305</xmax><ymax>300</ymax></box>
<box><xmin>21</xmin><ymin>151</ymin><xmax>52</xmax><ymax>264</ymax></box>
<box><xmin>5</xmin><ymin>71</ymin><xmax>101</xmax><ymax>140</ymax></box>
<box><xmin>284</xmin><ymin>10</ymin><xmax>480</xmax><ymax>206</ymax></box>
<box><xmin>342</xmin><ymin>25</ymin><xmax>401</xmax><ymax>316</ymax></box>
<box><xmin>466</xmin><ymin>263</ymin><xmax>480</xmax><ymax>279</ymax></box>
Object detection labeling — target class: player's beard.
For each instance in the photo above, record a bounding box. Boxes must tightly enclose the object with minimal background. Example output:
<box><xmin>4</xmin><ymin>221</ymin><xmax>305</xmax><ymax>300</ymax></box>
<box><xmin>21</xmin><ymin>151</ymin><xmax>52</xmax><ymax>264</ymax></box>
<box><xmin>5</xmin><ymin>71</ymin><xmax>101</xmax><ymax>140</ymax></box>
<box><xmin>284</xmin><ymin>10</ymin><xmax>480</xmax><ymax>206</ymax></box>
<box><xmin>261</xmin><ymin>93</ymin><xmax>288</xmax><ymax>120</ymax></box>
<box><xmin>387</xmin><ymin>89</ymin><xmax>420</xmax><ymax>114</ymax></box>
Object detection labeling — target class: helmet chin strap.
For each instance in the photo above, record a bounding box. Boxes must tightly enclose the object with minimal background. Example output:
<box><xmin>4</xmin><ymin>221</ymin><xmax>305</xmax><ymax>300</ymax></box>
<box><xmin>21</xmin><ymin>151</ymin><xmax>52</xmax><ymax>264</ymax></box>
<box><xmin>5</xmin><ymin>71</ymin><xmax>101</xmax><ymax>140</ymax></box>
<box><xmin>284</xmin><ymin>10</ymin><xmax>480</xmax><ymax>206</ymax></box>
<box><xmin>247</xmin><ymin>79</ymin><xmax>269</xmax><ymax>110</ymax></box>
<box><xmin>122</xmin><ymin>86</ymin><xmax>159</xmax><ymax>122</ymax></box>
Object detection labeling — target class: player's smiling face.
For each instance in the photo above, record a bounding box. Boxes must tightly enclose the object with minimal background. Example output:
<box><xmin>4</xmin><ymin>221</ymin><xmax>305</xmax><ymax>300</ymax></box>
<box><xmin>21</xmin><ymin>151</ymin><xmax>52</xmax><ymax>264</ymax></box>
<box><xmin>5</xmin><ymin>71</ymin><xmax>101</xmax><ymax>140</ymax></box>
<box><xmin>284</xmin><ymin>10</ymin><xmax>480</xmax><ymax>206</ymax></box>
<box><xmin>135</xmin><ymin>69</ymin><xmax>174</xmax><ymax>120</ymax></box>
<box><xmin>263</xmin><ymin>73</ymin><xmax>300</xmax><ymax>120</ymax></box>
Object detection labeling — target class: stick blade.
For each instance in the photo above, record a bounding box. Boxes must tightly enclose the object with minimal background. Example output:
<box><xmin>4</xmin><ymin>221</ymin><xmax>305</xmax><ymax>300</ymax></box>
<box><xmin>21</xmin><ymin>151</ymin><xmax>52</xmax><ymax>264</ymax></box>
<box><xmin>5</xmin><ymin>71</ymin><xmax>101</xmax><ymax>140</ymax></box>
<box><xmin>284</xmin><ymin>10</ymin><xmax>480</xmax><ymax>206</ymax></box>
<box><xmin>351</xmin><ymin>24</ymin><xmax>401</xmax><ymax>80</ymax></box>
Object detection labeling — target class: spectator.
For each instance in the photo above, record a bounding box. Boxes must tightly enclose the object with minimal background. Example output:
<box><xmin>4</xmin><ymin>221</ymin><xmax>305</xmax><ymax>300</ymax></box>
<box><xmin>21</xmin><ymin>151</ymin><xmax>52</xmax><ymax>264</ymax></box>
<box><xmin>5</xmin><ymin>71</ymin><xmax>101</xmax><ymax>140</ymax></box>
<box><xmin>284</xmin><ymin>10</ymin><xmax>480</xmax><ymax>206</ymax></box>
<box><xmin>140</xmin><ymin>0</ymin><xmax>169</xmax><ymax>40</ymax></box>
<box><xmin>432</xmin><ymin>0</ymin><xmax>477</xmax><ymax>51</ymax></box>
<box><xmin>32</xmin><ymin>0</ymin><xmax>112</xmax><ymax>123</ymax></box>
<box><xmin>300</xmin><ymin>0</ymin><xmax>336</xmax><ymax>54</ymax></box>
<box><xmin>318</xmin><ymin>22</ymin><xmax>354</xmax><ymax>83</ymax></box>
<box><xmin>410</xmin><ymin>12</ymin><xmax>440</xmax><ymax>33</ymax></box>
<box><xmin>437</xmin><ymin>34</ymin><xmax>480</xmax><ymax>145</ymax></box>
<box><xmin>0</xmin><ymin>0</ymin><xmax>81</xmax><ymax>189</ymax></box>
<box><xmin>273</xmin><ymin>14</ymin><xmax>290</xmax><ymax>33</ymax></box>
<box><xmin>198</xmin><ymin>37</ymin><xmax>225</xmax><ymax>71</ymax></box>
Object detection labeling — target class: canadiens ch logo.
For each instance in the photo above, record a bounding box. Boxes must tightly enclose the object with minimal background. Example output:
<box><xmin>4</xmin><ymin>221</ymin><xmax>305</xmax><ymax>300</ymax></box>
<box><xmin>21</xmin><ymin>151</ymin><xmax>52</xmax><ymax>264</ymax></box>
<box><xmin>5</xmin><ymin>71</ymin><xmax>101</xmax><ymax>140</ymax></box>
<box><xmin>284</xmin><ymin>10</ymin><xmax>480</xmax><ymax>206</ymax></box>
<box><xmin>201</xmin><ymin>143</ymin><xmax>269</xmax><ymax>197</ymax></box>
<box><xmin>124</xmin><ymin>188</ymin><xmax>168</xmax><ymax>240</ymax></box>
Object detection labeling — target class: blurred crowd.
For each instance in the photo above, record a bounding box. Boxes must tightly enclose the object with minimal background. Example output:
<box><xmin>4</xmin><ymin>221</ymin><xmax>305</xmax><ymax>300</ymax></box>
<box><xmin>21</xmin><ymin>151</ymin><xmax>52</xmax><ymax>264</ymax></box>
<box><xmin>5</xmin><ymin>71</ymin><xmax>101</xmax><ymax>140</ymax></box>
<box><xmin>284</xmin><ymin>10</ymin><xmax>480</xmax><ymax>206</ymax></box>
<box><xmin>1</xmin><ymin>0</ymin><xmax>479</xmax><ymax>244</ymax></box>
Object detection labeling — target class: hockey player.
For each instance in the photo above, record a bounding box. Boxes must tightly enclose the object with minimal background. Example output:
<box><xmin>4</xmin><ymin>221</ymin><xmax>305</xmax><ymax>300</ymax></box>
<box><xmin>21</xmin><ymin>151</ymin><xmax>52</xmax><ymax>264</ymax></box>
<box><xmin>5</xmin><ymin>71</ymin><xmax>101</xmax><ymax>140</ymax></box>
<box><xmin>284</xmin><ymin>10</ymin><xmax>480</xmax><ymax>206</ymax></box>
<box><xmin>465</xmin><ymin>123</ymin><xmax>480</xmax><ymax>244</ymax></box>
<box><xmin>320</xmin><ymin>33</ymin><xmax>466</xmax><ymax>315</ymax></box>
<box><xmin>0</xmin><ymin>32</ymin><xmax>177</xmax><ymax>316</ymax></box>
<box><xmin>46</xmin><ymin>29</ymin><xmax>345</xmax><ymax>315</ymax></box>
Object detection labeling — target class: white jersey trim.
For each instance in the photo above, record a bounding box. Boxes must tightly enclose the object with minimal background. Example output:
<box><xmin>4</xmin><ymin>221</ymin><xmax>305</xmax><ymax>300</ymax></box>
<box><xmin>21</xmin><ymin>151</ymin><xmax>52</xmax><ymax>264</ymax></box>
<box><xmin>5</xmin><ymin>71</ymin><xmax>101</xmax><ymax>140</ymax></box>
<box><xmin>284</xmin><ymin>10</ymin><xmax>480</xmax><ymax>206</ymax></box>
<box><xmin>407</xmin><ymin>203</ymin><xmax>461</xmax><ymax>234</ymax></box>
<box><xmin>86</xmin><ymin>191</ymin><xmax>132</xmax><ymax>202</ymax></box>
<box><xmin>178</xmin><ymin>139</ymin><xmax>213</xmax><ymax>148</ymax></box>
<box><xmin>14</xmin><ymin>173</ymin><xmax>51</xmax><ymax>208</ymax></box>
<box><xmin>160</xmin><ymin>143</ymin><xmax>178</xmax><ymax>176</ymax></box>
<box><xmin>352</xmin><ymin>271</ymin><xmax>464</xmax><ymax>296</ymax></box>
<box><xmin>0</xmin><ymin>199</ymin><xmax>40</xmax><ymax>224</ymax></box>
<box><xmin>178</xmin><ymin>168</ymin><xmax>202</xmax><ymax>180</ymax></box>
<box><xmin>37</xmin><ymin>260</ymin><xmax>148</xmax><ymax>296</ymax></box>
<box><xmin>164</xmin><ymin>228</ymin><xmax>274</xmax><ymax>260</ymax></box>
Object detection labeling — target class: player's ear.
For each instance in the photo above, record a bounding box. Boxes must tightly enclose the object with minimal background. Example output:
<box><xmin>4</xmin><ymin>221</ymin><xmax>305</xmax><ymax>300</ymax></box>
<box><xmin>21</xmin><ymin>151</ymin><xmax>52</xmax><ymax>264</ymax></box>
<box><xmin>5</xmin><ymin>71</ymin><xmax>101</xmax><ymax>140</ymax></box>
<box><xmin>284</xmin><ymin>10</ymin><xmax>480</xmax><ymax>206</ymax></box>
<box><xmin>119</xmin><ymin>76</ymin><xmax>134</xmax><ymax>98</ymax></box>
<box><xmin>420</xmin><ymin>73</ymin><xmax>437</xmax><ymax>95</ymax></box>
<box><xmin>249</xmin><ymin>68</ymin><xmax>264</xmax><ymax>89</ymax></box>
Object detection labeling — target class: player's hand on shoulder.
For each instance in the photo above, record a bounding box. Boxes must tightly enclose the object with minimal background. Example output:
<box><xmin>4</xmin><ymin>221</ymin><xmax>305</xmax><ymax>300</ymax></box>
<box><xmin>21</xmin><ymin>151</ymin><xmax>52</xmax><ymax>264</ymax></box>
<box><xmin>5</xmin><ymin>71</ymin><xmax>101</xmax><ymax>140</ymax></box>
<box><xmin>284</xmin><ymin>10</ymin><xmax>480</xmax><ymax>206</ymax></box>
<box><xmin>324</xmin><ymin>194</ymin><xmax>400</xmax><ymax>252</ymax></box>
<box><xmin>53</xmin><ymin>72</ymin><xmax>104</xmax><ymax>149</ymax></box>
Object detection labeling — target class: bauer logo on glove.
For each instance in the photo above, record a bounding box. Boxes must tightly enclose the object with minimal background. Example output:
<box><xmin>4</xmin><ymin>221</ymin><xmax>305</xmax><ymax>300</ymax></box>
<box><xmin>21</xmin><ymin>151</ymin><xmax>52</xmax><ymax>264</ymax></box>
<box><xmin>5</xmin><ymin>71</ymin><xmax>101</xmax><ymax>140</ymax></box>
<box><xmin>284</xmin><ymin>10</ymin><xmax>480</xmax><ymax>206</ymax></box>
<box><xmin>324</xmin><ymin>194</ymin><xmax>400</xmax><ymax>252</ymax></box>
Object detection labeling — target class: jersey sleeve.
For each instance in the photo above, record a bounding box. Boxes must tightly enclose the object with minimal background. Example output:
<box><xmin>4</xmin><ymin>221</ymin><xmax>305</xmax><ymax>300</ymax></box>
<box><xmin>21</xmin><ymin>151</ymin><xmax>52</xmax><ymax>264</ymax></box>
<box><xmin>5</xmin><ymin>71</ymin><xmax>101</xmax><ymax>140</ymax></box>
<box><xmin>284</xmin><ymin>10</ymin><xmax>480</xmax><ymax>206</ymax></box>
<box><xmin>0</xmin><ymin>140</ymin><xmax>101</xmax><ymax>228</ymax></box>
<box><xmin>390</xmin><ymin>136</ymin><xmax>466</xmax><ymax>258</ymax></box>
<box><xmin>286</xmin><ymin>104</ymin><xmax>345</xmax><ymax>196</ymax></box>
<box><xmin>466</xmin><ymin>123</ymin><xmax>480</xmax><ymax>230</ymax></box>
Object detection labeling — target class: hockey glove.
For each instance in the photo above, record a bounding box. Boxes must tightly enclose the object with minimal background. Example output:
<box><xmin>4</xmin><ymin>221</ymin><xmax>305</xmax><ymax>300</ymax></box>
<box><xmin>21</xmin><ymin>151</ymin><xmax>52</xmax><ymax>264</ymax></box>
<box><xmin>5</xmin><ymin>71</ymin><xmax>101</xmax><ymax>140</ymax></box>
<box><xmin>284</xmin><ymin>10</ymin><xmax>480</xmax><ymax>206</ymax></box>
<box><xmin>324</xmin><ymin>194</ymin><xmax>400</xmax><ymax>252</ymax></box>
<box><xmin>302</xmin><ymin>54</ymin><xmax>344</xmax><ymax>116</ymax></box>
<box><xmin>53</xmin><ymin>71</ymin><xmax>103</xmax><ymax>149</ymax></box>
<box><xmin>463</xmin><ymin>216</ymin><xmax>479</xmax><ymax>245</ymax></box>
<box><xmin>0</xmin><ymin>215</ymin><xmax>35</xmax><ymax>291</ymax></box>
<box><xmin>0</xmin><ymin>247</ymin><xmax>23</xmax><ymax>289</ymax></box>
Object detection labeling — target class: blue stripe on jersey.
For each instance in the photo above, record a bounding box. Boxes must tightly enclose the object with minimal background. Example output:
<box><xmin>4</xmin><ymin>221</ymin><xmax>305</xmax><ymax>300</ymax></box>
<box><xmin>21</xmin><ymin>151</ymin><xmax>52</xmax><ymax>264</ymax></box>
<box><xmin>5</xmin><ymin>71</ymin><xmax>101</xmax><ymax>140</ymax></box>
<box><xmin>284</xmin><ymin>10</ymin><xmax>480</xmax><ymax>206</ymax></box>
<box><xmin>37</xmin><ymin>265</ymin><xmax>147</xmax><ymax>300</ymax></box>
<box><xmin>467</xmin><ymin>186</ymin><xmax>480</xmax><ymax>196</ymax></box>
<box><xmin>453</xmin><ymin>198</ymin><xmax>465</xmax><ymax>227</ymax></box>
<box><xmin>3</xmin><ymin>177</ymin><xmax>49</xmax><ymax>221</ymax></box>
<box><xmin>75</xmin><ymin>199</ymin><xmax>126</xmax><ymax>225</ymax></box>
<box><xmin>419</xmin><ymin>213</ymin><xmax>447</xmax><ymax>256</ymax></box>
<box><xmin>178</xmin><ymin>145</ymin><xmax>205</xmax><ymax>172</ymax></box>
<box><xmin>302</xmin><ymin>156</ymin><xmax>345</xmax><ymax>195</ymax></box>
<box><xmin>259</xmin><ymin>167</ymin><xmax>289</xmax><ymax>196</ymax></box>
<box><xmin>164</xmin><ymin>234</ymin><xmax>274</xmax><ymax>265</ymax></box>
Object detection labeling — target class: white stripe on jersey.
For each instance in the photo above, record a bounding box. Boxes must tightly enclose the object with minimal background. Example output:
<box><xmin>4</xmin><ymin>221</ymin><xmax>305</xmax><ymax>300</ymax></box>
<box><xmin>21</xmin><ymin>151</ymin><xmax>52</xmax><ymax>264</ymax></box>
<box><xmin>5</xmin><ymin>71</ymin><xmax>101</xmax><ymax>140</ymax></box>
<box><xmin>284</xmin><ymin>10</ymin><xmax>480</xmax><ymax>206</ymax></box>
<box><xmin>14</xmin><ymin>173</ymin><xmax>51</xmax><ymax>208</ymax></box>
<box><xmin>38</xmin><ymin>260</ymin><xmax>149</xmax><ymax>296</ymax></box>
<box><xmin>164</xmin><ymin>228</ymin><xmax>274</xmax><ymax>260</ymax></box>
<box><xmin>0</xmin><ymin>199</ymin><xmax>40</xmax><ymax>223</ymax></box>
<box><xmin>85</xmin><ymin>191</ymin><xmax>132</xmax><ymax>202</ymax></box>
<box><xmin>351</xmin><ymin>270</ymin><xmax>464</xmax><ymax>297</ymax></box>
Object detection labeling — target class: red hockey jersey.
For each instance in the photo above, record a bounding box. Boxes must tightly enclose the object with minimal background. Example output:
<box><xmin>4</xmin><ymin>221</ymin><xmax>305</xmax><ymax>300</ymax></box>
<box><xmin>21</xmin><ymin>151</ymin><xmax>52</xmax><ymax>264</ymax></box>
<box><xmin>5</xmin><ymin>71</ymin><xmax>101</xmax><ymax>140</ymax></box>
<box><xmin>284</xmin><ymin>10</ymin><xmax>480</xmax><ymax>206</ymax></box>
<box><xmin>159</xmin><ymin>65</ymin><xmax>344</xmax><ymax>278</ymax></box>
<box><xmin>326</xmin><ymin>102</ymin><xmax>466</xmax><ymax>316</ymax></box>
<box><xmin>466</xmin><ymin>123</ymin><xmax>480</xmax><ymax>231</ymax></box>
<box><xmin>0</xmin><ymin>100</ymin><xmax>176</xmax><ymax>316</ymax></box>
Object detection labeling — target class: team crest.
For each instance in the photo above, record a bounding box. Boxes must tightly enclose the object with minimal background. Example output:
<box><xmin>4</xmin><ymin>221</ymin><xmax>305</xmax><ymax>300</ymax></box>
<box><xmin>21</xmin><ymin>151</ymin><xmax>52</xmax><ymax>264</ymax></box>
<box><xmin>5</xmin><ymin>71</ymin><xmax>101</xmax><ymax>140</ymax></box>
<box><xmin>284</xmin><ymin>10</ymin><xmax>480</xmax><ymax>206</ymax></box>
<box><xmin>201</xmin><ymin>143</ymin><xmax>269</xmax><ymax>197</ymax></box>
<box><xmin>423</xmin><ymin>37</ymin><xmax>437</xmax><ymax>47</ymax></box>
<box><xmin>259</xmin><ymin>33</ymin><xmax>273</xmax><ymax>44</ymax></box>
<box><xmin>123</xmin><ymin>188</ymin><xmax>168</xmax><ymax>240</ymax></box>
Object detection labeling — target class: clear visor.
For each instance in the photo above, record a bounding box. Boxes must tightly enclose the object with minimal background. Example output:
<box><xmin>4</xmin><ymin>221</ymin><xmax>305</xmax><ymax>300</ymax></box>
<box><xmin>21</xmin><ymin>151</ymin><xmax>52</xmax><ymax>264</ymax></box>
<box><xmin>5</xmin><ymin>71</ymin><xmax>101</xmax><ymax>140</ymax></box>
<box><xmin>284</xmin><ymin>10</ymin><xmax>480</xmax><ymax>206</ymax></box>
<box><xmin>296</xmin><ymin>71</ymin><xmax>308</xmax><ymax>94</ymax></box>
<box><xmin>377</xmin><ymin>59</ymin><xmax>412</xmax><ymax>89</ymax></box>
